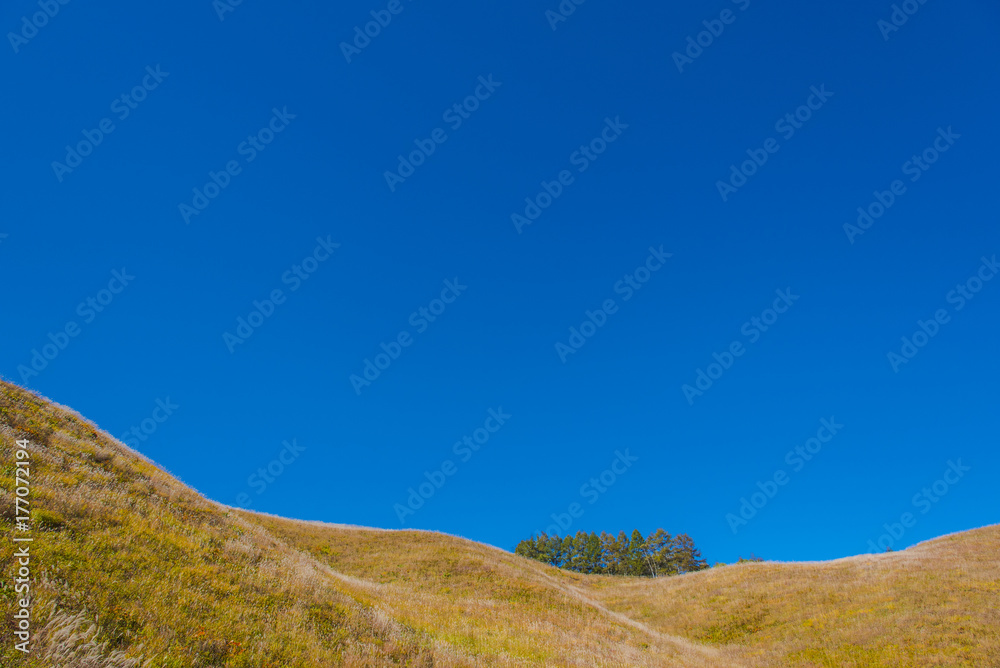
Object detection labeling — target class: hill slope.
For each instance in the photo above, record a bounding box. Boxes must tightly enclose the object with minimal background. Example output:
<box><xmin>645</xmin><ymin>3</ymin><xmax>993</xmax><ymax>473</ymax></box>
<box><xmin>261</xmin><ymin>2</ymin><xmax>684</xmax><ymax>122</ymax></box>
<box><xmin>1</xmin><ymin>380</ymin><xmax>997</xmax><ymax>667</ymax></box>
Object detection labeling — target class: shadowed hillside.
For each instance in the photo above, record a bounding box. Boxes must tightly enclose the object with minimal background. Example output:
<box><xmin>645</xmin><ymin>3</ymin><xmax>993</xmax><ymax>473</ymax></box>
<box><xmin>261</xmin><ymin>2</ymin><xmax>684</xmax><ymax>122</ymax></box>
<box><xmin>1</xmin><ymin>380</ymin><xmax>997</xmax><ymax>667</ymax></box>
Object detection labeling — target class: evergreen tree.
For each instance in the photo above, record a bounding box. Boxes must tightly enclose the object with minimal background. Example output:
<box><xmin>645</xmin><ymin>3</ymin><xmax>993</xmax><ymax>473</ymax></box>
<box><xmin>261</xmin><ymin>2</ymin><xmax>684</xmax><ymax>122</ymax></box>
<box><xmin>604</xmin><ymin>531</ymin><xmax>630</xmax><ymax>575</ymax></box>
<box><xmin>545</xmin><ymin>533</ymin><xmax>565</xmax><ymax>567</ymax></box>
<box><xmin>515</xmin><ymin>528</ymin><xmax>709</xmax><ymax>577</ymax></box>
<box><xmin>514</xmin><ymin>536</ymin><xmax>540</xmax><ymax>560</ymax></box>
<box><xmin>596</xmin><ymin>532</ymin><xmax>615</xmax><ymax>574</ymax></box>
<box><xmin>566</xmin><ymin>531</ymin><xmax>589</xmax><ymax>572</ymax></box>
<box><xmin>628</xmin><ymin>529</ymin><xmax>648</xmax><ymax>576</ymax></box>
<box><xmin>672</xmin><ymin>533</ymin><xmax>708</xmax><ymax>574</ymax></box>
<box><xmin>644</xmin><ymin>529</ymin><xmax>673</xmax><ymax>577</ymax></box>
<box><xmin>533</xmin><ymin>532</ymin><xmax>556</xmax><ymax>566</ymax></box>
<box><xmin>561</xmin><ymin>534</ymin><xmax>578</xmax><ymax>570</ymax></box>
<box><xmin>582</xmin><ymin>532</ymin><xmax>603</xmax><ymax>574</ymax></box>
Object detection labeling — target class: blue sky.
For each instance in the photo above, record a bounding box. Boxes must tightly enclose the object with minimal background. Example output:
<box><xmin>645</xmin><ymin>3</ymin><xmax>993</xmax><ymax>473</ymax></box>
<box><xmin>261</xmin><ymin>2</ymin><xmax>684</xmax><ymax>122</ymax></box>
<box><xmin>2</xmin><ymin>0</ymin><xmax>998</xmax><ymax>563</ymax></box>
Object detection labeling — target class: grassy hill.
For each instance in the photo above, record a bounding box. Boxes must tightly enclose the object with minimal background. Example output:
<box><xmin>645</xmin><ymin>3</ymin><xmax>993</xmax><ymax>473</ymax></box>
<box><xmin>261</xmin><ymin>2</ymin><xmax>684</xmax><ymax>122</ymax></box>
<box><xmin>1</xmin><ymin>380</ymin><xmax>997</xmax><ymax>667</ymax></box>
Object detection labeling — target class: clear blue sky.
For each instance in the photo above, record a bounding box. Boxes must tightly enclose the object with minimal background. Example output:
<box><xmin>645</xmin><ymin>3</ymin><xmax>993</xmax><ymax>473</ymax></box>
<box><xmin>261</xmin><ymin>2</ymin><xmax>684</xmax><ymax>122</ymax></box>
<box><xmin>3</xmin><ymin>0</ymin><xmax>998</xmax><ymax>563</ymax></box>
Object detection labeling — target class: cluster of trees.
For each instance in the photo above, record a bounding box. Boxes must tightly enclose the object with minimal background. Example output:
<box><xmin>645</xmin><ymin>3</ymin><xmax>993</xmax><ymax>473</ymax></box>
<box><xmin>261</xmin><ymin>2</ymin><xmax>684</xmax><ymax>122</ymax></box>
<box><xmin>514</xmin><ymin>529</ymin><xmax>708</xmax><ymax>577</ymax></box>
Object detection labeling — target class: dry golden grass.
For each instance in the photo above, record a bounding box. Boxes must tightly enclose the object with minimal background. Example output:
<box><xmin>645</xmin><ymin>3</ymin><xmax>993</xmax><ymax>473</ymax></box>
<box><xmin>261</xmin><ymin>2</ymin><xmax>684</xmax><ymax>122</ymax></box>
<box><xmin>248</xmin><ymin>515</ymin><xmax>731</xmax><ymax>667</ymax></box>
<box><xmin>1</xmin><ymin>379</ymin><xmax>997</xmax><ymax>667</ymax></box>
<box><xmin>0</xmin><ymin>382</ymin><xmax>468</xmax><ymax>667</ymax></box>
<box><xmin>579</xmin><ymin>527</ymin><xmax>1000</xmax><ymax>667</ymax></box>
